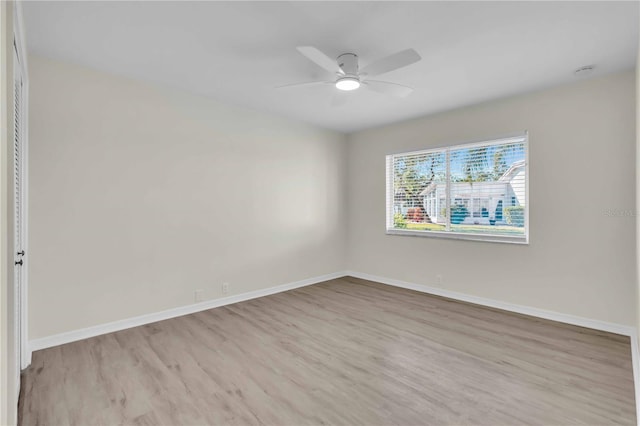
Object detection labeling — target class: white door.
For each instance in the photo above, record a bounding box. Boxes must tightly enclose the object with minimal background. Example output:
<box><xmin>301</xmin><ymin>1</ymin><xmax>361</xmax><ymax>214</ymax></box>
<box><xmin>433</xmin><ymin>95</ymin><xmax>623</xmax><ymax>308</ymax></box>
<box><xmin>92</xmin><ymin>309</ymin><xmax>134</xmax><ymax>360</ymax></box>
<box><xmin>13</xmin><ymin>40</ymin><xmax>27</xmax><ymax>377</ymax></box>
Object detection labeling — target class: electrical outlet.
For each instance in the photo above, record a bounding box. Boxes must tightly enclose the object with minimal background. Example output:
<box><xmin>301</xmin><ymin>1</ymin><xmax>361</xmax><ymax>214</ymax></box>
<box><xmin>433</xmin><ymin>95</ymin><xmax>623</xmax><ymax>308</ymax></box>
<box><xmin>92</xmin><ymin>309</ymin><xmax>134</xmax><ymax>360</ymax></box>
<box><xmin>436</xmin><ymin>275</ymin><xmax>443</xmax><ymax>285</ymax></box>
<box><xmin>194</xmin><ymin>289</ymin><xmax>204</xmax><ymax>303</ymax></box>
<box><xmin>222</xmin><ymin>282</ymin><xmax>229</xmax><ymax>294</ymax></box>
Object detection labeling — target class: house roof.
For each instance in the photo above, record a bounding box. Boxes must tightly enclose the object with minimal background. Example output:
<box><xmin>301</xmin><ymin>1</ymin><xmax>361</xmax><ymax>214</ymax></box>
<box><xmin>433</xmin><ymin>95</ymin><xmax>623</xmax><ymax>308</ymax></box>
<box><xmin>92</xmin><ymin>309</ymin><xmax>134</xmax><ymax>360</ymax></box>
<box><xmin>419</xmin><ymin>160</ymin><xmax>525</xmax><ymax>196</ymax></box>
<box><xmin>419</xmin><ymin>182</ymin><xmax>438</xmax><ymax>197</ymax></box>
<box><xmin>498</xmin><ymin>160</ymin><xmax>526</xmax><ymax>182</ymax></box>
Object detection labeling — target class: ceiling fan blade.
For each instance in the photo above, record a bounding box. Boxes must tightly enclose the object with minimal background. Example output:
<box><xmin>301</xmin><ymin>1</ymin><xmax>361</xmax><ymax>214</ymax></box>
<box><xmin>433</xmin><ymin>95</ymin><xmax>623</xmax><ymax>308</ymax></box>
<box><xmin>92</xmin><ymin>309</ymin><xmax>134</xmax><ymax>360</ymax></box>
<box><xmin>296</xmin><ymin>46</ymin><xmax>339</xmax><ymax>74</ymax></box>
<box><xmin>331</xmin><ymin>91</ymin><xmax>349</xmax><ymax>107</ymax></box>
<box><xmin>275</xmin><ymin>80</ymin><xmax>331</xmax><ymax>89</ymax></box>
<box><xmin>363</xmin><ymin>80</ymin><xmax>414</xmax><ymax>98</ymax></box>
<box><xmin>361</xmin><ymin>48</ymin><xmax>421</xmax><ymax>77</ymax></box>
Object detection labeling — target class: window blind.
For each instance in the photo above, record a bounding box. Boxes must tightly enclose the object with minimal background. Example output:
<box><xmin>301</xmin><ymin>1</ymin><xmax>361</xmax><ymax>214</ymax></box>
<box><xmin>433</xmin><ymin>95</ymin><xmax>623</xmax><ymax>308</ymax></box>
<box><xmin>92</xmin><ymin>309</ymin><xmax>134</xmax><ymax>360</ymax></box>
<box><xmin>386</xmin><ymin>135</ymin><xmax>527</xmax><ymax>243</ymax></box>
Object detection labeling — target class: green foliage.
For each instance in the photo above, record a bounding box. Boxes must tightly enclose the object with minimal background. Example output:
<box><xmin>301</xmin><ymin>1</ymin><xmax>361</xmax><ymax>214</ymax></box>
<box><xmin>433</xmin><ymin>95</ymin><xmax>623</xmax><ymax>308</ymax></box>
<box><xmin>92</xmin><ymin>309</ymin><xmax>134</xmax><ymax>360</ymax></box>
<box><xmin>450</xmin><ymin>204</ymin><xmax>468</xmax><ymax>225</ymax></box>
<box><xmin>491</xmin><ymin>142</ymin><xmax>526</xmax><ymax>179</ymax></box>
<box><xmin>407</xmin><ymin>222</ymin><xmax>525</xmax><ymax>235</ymax></box>
<box><xmin>393</xmin><ymin>153</ymin><xmax>445</xmax><ymax>209</ymax></box>
<box><xmin>451</xmin><ymin>142</ymin><xmax>526</xmax><ymax>182</ymax></box>
<box><xmin>493</xmin><ymin>149</ymin><xmax>507</xmax><ymax>178</ymax></box>
<box><xmin>461</xmin><ymin>147</ymin><xmax>490</xmax><ymax>182</ymax></box>
<box><xmin>504</xmin><ymin>206</ymin><xmax>525</xmax><ymax>227</ymax></box>
<box><xmin>393</xmin><ymin>213</ymin><xmax>407</xmax><ymax>229</ymax></box>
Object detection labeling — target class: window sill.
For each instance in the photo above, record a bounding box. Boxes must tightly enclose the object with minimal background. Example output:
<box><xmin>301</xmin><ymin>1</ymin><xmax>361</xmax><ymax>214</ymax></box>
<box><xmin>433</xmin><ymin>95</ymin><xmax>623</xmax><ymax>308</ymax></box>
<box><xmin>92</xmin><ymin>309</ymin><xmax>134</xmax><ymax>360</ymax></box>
<box><xmin>385</xmin><ymin>228</ymin><xmax>529</xmax><ymax>245</ymax></box>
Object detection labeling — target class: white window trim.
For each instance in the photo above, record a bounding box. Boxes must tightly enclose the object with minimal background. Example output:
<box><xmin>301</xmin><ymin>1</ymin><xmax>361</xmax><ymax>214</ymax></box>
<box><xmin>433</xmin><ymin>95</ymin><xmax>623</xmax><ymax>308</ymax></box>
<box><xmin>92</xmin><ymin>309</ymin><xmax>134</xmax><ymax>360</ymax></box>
<box><xmin>385</xmin><ymin>132</ymin><xmax>529</xmax><ymax>244</ymax></box>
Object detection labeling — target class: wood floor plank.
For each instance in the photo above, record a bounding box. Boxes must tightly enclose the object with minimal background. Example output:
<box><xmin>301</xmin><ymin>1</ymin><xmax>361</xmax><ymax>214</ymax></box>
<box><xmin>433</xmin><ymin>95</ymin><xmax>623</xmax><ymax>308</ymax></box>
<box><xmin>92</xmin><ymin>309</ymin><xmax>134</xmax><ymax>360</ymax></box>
<box><xmin>19</xmin><ymin>277</ymin><xmax>636</xmax><ymax>425</ymax></box>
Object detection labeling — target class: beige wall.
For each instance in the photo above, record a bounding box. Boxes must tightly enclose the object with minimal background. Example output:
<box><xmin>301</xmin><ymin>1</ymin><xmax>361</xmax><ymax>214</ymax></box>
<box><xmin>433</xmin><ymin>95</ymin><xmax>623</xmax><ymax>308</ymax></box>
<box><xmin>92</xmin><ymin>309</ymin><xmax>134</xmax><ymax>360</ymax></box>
<box><xmin>28</xmin><ymin>55</ymin><xmax>347</xmax><ymax>339</ymax></box>
<box><xmin>347</xmin><ymin>71</ymin><xmax>637</xmax><ymax>326</ymax></box>
<box><xmin>28</xmin><ymin>53</ymin><xmax>638</xmax><ymax>342</ymax></box>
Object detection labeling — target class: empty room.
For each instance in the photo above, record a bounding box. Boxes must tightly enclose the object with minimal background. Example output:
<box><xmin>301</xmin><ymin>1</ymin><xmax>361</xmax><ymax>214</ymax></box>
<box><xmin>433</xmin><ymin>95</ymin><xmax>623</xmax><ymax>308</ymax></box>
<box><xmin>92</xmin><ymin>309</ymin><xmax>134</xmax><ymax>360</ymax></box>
<box><xmin>0</xmin><ymin>1</ymin><xmax>639</xmax><ymax>425</ymax></box>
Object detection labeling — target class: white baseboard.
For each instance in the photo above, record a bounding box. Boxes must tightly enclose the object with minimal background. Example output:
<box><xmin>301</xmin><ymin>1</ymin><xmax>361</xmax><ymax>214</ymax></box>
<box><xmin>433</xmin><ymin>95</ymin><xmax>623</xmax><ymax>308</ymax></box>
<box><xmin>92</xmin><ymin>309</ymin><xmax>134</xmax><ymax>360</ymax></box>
<box><xmin>31</xmin><ymin>270</ymin><xmax>637</xmax><ymax>348</ymax></box>
<box><xmin>345</xmin><ymin>270</ymin><xmax>637</xmax><ymax>337</ymax></box>
<box><xmin>29</xmin><ymin>271</ymin><xmax>348</xmax><ymax>353</ymax></box>
<box><xmin>29</xmin><ymin>269</ymin><xmax>640</xmax><ymax>424</ymax></box>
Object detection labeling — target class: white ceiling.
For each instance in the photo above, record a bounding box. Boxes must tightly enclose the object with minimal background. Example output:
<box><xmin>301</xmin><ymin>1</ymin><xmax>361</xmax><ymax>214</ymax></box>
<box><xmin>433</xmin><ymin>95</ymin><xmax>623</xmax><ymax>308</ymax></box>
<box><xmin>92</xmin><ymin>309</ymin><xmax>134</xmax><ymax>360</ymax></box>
<box><xmin>23</xmin><ymin>1</ymin><xmax>639</xmax><ymax>133</ymax></box>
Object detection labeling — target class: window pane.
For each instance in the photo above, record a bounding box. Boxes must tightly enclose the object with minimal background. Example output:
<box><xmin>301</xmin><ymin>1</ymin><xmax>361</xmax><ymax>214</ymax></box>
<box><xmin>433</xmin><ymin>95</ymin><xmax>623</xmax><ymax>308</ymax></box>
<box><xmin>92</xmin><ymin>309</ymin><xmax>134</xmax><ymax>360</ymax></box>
<box><xmin>392</xmin><ymin>150</ymin><xmax>446</xmax><ymax>231</ymax></box>
<box><xmin>449</xmin><ymin>141</ymin><xmax>526</xmax><ymax>236</ymax></box>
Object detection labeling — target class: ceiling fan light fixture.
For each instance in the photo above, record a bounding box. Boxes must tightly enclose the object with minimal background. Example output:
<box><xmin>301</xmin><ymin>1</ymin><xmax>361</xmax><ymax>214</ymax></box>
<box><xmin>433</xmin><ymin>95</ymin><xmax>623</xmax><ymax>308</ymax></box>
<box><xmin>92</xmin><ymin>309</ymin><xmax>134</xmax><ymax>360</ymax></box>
<box><xmin>285</xmin><ymin>46</ymin><xmax>421</xmax><ymax>100</ymax></box>
<box><xmin>335</xmin><ymin>77</ymin><xmax>360</xmax><ymax>91</ymax></box>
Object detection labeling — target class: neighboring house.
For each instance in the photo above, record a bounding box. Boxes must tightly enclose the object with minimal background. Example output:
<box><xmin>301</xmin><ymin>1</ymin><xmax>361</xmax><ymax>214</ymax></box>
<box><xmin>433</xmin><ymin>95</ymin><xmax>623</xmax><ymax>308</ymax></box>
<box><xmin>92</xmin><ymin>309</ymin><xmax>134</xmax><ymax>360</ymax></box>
<box><xmin>418</xmin><ymin>160</ymin><xmax>525</xmax><ymax>225</ymax></box>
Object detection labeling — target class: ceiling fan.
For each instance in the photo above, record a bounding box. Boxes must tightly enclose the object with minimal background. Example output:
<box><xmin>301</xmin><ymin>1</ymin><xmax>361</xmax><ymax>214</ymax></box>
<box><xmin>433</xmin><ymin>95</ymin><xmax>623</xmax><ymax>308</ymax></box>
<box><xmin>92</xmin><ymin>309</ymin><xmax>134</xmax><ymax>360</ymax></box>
<box><xmin>278</xmin><ymin>46</ymin><xmax>421</xmax><ymax>102</ymax></box>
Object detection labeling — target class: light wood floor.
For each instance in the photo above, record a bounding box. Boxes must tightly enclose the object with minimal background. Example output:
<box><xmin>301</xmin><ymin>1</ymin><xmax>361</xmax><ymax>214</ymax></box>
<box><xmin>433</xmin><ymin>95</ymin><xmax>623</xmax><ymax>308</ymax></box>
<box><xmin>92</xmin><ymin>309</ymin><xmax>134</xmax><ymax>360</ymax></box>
<box><xmin>19</xmin><ymin>277</ymin><xmax>636</xmax><ymax>425</ymax></box>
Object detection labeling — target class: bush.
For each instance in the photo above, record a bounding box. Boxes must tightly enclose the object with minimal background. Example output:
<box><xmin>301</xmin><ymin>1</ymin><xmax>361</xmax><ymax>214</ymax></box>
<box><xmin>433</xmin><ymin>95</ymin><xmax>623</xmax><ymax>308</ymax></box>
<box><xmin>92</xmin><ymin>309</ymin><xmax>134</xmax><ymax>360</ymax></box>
<box><xmin>505</xmin><ymin>206</ymin><xmax>525</xmax><ymax>227</ymax></box>
<box><xmin>393</xmin><ymin>213</ymin><xmax>407</xmax><ymax>229</ymax></box>
<box><xmin>406</xmin><ymin>207</ymin><xmax>424</xmax><ymax>222</ymax></box>
<box><xmin>450</xmin><ymin>204</ymin><xmax>468</xmax><ymax>225</ymax></box>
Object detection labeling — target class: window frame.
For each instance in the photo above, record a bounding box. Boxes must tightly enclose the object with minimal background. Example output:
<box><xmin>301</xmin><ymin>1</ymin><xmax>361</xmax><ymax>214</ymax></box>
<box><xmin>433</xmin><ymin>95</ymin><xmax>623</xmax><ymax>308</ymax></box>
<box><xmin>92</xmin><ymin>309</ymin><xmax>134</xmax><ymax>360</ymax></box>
<box><xmin>385</xmin><ymin>132</ymin><xmax>529</xmax><ymax>245</ymax></box>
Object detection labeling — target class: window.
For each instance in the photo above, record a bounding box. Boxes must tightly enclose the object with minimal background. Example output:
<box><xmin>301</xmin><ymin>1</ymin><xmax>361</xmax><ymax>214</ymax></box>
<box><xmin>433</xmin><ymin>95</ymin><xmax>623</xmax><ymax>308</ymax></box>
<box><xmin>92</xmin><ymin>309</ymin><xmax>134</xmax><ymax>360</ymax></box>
<box><xmin>386</xmin><ymin>134</ymin><xmax>528</xmax><ymax>243</ymax></box>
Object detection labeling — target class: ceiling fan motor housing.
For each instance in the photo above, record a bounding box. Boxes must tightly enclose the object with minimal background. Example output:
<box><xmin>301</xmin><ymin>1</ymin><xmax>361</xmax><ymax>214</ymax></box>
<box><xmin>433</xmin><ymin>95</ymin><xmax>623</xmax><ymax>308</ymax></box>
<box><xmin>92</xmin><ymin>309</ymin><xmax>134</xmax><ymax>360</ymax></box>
<box><xmin>337</xmin><ymin>53</ymin><xmax>359</xmax><ymax>77</ymax></box>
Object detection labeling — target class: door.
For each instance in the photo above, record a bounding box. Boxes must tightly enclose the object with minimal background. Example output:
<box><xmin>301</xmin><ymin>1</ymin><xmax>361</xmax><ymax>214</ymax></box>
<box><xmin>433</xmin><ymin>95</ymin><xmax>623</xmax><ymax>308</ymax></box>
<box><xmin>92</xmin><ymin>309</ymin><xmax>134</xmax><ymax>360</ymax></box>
<box><xmin>13</xmin><ymin>39</ymin><xmax>27</xmax><ymax>376</ymax></box>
